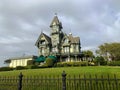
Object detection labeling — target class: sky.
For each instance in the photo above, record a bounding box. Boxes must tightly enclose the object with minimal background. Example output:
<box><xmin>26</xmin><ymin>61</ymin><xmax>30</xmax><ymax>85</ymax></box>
<box><xmin>0</xmin><ymin>0</ymin><xmax>120</xmax><ymax>67</ymax></box>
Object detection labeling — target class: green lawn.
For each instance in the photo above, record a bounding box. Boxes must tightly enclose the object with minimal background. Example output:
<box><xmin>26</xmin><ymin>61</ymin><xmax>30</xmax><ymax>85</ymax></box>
<box><xmin>0</xmin><ymin>66</ymin><xmax>120</xmax><ymax>90</ymax></box>
<box><xmin>0</xmin><ymin>66</ymin><xmax>120</xmax><ymax>77</ymax></box>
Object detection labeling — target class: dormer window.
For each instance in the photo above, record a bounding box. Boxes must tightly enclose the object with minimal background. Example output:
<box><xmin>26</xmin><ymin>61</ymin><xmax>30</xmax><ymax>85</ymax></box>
<box><xmin>41</xmin><ymin>41</ymin><xmax>45</xmax><ymax>44</ymax></box>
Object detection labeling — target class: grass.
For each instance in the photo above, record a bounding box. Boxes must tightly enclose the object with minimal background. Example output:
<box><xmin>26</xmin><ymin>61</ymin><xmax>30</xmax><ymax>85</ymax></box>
<box><xmin>0</xmin><ymin>66</ymin><xmax>120</xmax><ymax>77</ymax></box>
<box><xmin>0</xmin><ymin>66</ymin><xmax>120</xmax><ymax>90</ymax></box>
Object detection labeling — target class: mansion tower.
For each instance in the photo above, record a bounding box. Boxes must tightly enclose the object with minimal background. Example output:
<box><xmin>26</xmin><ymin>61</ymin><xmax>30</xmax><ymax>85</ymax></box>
<box><xmin>35</xmin><ymin>15</ymin><xmax>82</xmax><ymax>62</ymax></box>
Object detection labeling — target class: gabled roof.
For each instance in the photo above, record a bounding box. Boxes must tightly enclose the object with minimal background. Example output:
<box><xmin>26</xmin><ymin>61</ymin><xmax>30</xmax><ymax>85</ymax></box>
<box><xmin>42</xmin><ymin>33</ymin><xmax>51</xmax><ymax>43</ymax></box>
<box><xmin>68</xmin><ymin>34</ymin><xmax>80</xmax><ymax>44</ymax></box>
<box><xmin>35</xmin><ymin>32</ymin><xmax>51</xmax><ymax>47</ymax></box>
<box><xmin>62</xmin><ymin>33</ymin><xmax>80</xmax><ymax>44</ymax></box>
<box><xmin>74</xmin><ymin>37</ymin><xmax>80</xmax><ymax>43</ymax></box>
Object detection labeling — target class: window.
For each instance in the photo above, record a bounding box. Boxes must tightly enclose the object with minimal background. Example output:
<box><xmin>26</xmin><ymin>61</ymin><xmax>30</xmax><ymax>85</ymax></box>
<box><xmin>64</xmin><ymin>47</ymin><xmax>69</xmax><ymax>53</ymax></box>
<box><xmin>41</xmin><ymin>41</ymin><xmax>45</xmax><ymax>44</ymax></box>
<box><xmin>41</xmin><ymin>47</ymin><xmax>45</xmax><ymax>55</ymax></box>
<box><xmin>76</xmin><ymin>45</ymin><xmax>78</xmax><ymax>52</ymax></box>
<box><xmin>73</xmin><ymin>45</ymin><xmax>76</xmax><ymax>52</ymax></box>
<box><xmin>52</xmin><ymin>47</ymin><xmax>55</xmax><ymax>52</ymax></box>
<box><xmin>52</xmin><ymin>47</ymin><xmax>58</xmax><ymax>52</ymax></box>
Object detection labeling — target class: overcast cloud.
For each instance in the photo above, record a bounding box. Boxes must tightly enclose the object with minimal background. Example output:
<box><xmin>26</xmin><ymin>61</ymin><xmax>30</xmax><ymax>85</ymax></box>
<box><xmin>0</xmin><ymin>0</ymin><xmax>120</xmax><ymax>67</ymax></box>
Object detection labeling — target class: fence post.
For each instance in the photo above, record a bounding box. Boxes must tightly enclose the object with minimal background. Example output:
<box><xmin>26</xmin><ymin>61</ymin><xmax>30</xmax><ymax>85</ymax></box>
<box><xmin>62</xmin><ymin>71</ymin><xmax>66</xmax><ymax>90</ymax></box>
<box><xmin>18</xmin><ymin>72</ymin><xmax>23</xmax><ymax>90</ymax></box>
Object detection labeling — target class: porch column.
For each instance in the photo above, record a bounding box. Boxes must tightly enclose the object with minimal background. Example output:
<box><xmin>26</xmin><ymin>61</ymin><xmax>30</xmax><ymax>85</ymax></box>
<box><xmin>60</xmin><ymin>56</ymin><xmax>62</xmax><ymax>62</ymax></box>
<box><xmin>68</xmin><ymin>46</ymin><xmax>70</xmax><ymax>62</ymax></box>
<box><xmin>75</xmin><ymin>55</ymin><xmax>77</xmax><ymax>62</ymax></box>
<box><xmin>68</xmin><ymin>55</ymin><xmax>70</xmax><ymax>62</ymax></box>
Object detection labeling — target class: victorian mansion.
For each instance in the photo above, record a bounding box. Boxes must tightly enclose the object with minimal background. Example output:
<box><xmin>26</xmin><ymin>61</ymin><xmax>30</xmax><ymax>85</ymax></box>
<box><xmin>35</xmin><ymin>15</ymin><xmax>82</xmax><ymax>62</ymax></box>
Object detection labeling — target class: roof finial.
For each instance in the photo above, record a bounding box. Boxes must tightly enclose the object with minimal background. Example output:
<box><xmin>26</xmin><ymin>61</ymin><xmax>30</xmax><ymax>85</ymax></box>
<box><xmin>55</xmin><ymin>13</ymin><xmax>57</xmax><ymax>16</ymax></box>
<box><xmin>69</xmin><ymin>28</ymin><xmax>72</xmax><ymax>35</ymax></box>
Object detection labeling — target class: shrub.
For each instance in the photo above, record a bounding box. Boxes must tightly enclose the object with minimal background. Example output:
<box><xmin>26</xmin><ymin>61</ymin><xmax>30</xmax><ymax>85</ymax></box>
<box><xmin>55</xmin><ymin>61</ymin><xmax>89</xmax><ymax>67</ymax></box>
<box><xmin>25</xmin><ymin>65</ymin><xmax>39</xmax><ymax>69</ymax></box>
<box><xmin>34</xmin><ymin>62</ymin><xmax>40</xmax><ymax>66</ymax></box>
<box><xmin>88</xmin><ymin>62</ymin><xmax>95</xmax><ymax>66</ymax></box>
<box><xmin>0</xmin><ymin>67</ymin><xmax>13</xmax><ymax>71</ymax></box>
<box><xmin>63</xmin><ymin>63</ymin><xmax>69</xmax><ymax>67</ymax></box>
<box><xmin>94</xmin><ymin>56</ymin><xmax>107</xmax><ymax>66</ymax></box>
<box><xmin>45</xmin><ymin>58</ymin><xmax>54</xmax><ymax>67</ymax></box>
<box><xmin>16</xmin><ymin>66</ymin><xmax>26</xmax><ymax>70</ymax></box>
<box><xmin>80</xmin><ymin>61</ymin><xmax>88</xmax><ymax>66</ymax></box>
<box><xmin>108</xmin><ymin>61</ymin><xmax>120</xmax><ymax>66</ymax></box>
<box><xmin>56</xmin><ymin>62</ymin><xmax>71</xmax><ymax>67</ymax></box>
<box><xmin>27</xmin><ymin>60</ymin><xmax>34</xmax><ymax>65</ymax></box>
<box><xmin>30</xmin><ymin>65</ymin><xmax>39</xmax><ymax>69</ymax></box>
<box><xmin>56</xmin><ymin>62</ymin><xmax>64</xmax><ymax>67</ymax></box>
<box><xmin>39</xmin><ymin>64</ymin><xmax>48</xmax><ymax>68</ymax></box>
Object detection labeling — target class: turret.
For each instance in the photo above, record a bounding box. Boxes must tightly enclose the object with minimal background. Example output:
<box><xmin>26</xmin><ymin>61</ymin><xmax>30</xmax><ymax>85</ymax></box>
<box><xmin>50</xmin><ymin>14</ymin><xmax>63</xmax><ymax>53</ymax></box>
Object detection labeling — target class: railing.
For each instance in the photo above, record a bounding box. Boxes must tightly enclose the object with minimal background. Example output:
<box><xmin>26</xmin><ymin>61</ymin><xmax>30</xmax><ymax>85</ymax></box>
<box><xmin>0</xmin><ymin>71</ymin><xmax>120</xmax><ymax>90</ymax></box>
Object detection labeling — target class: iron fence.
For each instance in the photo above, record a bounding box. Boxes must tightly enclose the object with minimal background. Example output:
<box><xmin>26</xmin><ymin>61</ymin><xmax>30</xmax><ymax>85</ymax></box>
<box><xmin>0</xmin><ymin>71</ymin><xmax>120</xmax><ymax>90</ymax></box>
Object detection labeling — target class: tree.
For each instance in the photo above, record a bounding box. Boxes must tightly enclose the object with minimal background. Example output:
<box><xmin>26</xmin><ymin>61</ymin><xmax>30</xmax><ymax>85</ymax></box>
<box><xmin>94</xmin><ymin>56</ymin><xmax>107</xmax><ymax>66</ymax></box>
<box><xmin>96</xmin><ymin>43</ymin><xmax>120</xmax><ymax>61</ymax></box>
<box><xmin>82</xmin><ymin>50</ymin><xmax>94</xmax><ymax>61</ymax></box>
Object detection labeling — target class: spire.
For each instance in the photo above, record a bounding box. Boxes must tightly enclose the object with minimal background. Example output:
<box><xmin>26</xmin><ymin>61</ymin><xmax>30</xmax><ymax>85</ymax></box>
<box><xmin>50</xmin><ymin>13</ymin><xmax>62</xmax><ymax>29</ymax></box>
<box><xmin>55</xmin><ymin>13</ymin><xmax>57</xmax><ymax>16</ymax></box>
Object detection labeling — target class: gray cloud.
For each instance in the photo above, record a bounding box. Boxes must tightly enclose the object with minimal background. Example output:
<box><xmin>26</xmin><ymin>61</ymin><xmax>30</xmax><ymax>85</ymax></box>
<box><xmin>0</xmin><ymin>0</ymin><xmax>120</xmax><ymax>67</ymax></box>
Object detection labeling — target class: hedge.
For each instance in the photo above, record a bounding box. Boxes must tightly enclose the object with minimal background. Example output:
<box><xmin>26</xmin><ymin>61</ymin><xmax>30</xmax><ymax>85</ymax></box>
<box><xmin>16</xmin><ymin>66</ymin><xmax>26</xmax><ymax>70</ymax></box>
<box><xmin>108</xmin><ymin>61</ymin><xmax>120</xmax><ymax>66</ymax></box>
<box><xmin>0</xmin><ymin>67</ymin><xmax>13</xmax><ymax>71</ymax></box>
<box><xmin>56</xmin><ymin>61</ymin><xmax>89</xmax><ymax>67</ymax></box>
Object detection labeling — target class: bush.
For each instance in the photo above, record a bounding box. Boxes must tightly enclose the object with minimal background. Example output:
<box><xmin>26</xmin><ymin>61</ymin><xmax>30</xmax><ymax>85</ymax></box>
<box><xmin>108</xmin><ymin>61</ymin><xmax>120</xmax><ymax>66</ymax></box>
<box><xmin>56</xmin><ymin>61</ymin><xmax>89</xmax><ymax>67</ymax></box>
<box><xmin>30</xmin><ymin>65</ymin><xmax>39</xmax><ymax>69</ymax></box>
<box><xmin>45</xmin><ymin>58</ymin><xmax>54</xmax><ymax>67</ymax></box>
<box><xmin>80</xmin><ymin>61</ymin><xmax>88</xmax><ymax>66</ymax></box>
<box><xmin>25</xmin><ymin>65</ymin><xmax>39</xmax><ymax>69</ymax></box>
<box><xmin>27</xmin><ymin>60</ymin><xmax>34</xmax><ymax>65</ymax></box>
<box><xmin>16</xmin><ymin>66</ymin><xmax>26</xmax><ymax>70</ymax></box>
<box><xmin>56</xmin><ymin>62</ymin><xmax>71</xmax><ymax>67</ymax></box>
<box><xmin>63</xmin><ymin>63</ymin><xmax>70</xmax><ymax>67</ymax></box>
<box><xmin>94</xmin><ymin>56</ymin><xmax>107</xmax><ymax>66</ymax></box>
<box><xmin>88</xmin><ymin>62</ymin><xmax>95</xmax><ymax>66</ymax></box>
<box><xmin>56</xmin><ymin>62</ymin><xmax>64</xmax><ymax>67</ymax></box>
<box><xmin>0</xmin><ymin>67</ymin><xmax>13</xmax><ymax>71</ymax></box>
<box><xmin>39</xmin><ymin>64</ymin><xmax>48</xmax><ymax>68</ymax></box>
<box><xmin>25</xmin><ymin>65</ymin><xmax>48</xmax><ymax>69</ymax></box>
<box><xmin>34</xmin><ymin>62</ymin><xmax>40</xmax><ymax>66</ymax></box>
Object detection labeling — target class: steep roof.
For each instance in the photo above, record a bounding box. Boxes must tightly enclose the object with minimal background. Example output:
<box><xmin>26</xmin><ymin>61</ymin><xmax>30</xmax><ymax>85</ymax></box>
<box><xmin>50</xmin><ymin>15</ymin><xmax>62</xmax><ymax>28</ymax></box>
<box><xmin>68</xmin><ymin>34</ymin><xmax>80</xmax><ymax>44</ymax></box>
<box><xmin>42</xmin><ymin>33</ymin><xmax>51</xmax><ymax>43</ymax></box>
<box><xmin>50</xmin><ymin>16</ymin><xmax>59</xmax><ymax>26</ymax></box>
<box><xmin>35</xmin><ymin>32</ymin><xmax>51</xmax><ymax>47</ymax></box>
